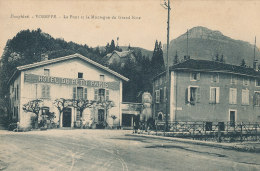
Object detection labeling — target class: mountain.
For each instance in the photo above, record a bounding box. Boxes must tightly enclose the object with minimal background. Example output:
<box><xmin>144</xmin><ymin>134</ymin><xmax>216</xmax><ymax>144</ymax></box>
<box><xmin>167</xmin><ymin>26</ymin><xmax>260</xmax><ymax>67</ymax></box>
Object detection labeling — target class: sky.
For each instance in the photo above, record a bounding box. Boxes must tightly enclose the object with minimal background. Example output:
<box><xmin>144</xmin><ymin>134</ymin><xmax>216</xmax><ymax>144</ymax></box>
<box><xmin>0</xmin><ymin>0</ymin><xmax>260</xmax><ymax>56</ymax></box>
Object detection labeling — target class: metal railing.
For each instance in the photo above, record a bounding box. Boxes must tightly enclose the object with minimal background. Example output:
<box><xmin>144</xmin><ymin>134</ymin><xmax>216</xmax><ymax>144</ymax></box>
<box><xmin>139</xmin><ymin>121</ymin><xmax>260</xmax><ymax>142</ymax></box>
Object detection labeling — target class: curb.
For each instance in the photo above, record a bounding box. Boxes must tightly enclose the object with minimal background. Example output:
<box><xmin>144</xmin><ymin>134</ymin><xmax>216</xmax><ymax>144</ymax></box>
<box><xmin>126</xmin><ymin>133</ymin><xmax>260</xmax><ymax>153</ymax></box>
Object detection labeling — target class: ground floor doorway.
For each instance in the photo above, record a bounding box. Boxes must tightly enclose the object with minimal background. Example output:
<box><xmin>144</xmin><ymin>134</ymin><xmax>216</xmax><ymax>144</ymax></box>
<box><xmin>229</xmin><ymin>109</ymin><xmax>236</xmax><ymax>127</ymax></box>
<box><xmin>122</xmin><ymin>114</ymin><xmax>139</xmax><ymax>128</ymax></box>
<box><xmin>63</xmin><ymin>108</ymin><xmax>71</xmax><ymax>127</ymax></box>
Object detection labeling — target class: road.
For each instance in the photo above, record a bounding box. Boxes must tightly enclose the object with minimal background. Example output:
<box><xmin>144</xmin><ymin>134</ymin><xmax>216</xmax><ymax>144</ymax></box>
<box><xmin>0</xmin><ymin>129</ymin><xmax>259</xmax><ymax>171</ymax></box>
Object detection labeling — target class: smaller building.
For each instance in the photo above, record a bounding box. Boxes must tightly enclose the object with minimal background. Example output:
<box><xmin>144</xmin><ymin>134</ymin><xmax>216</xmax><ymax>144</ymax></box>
<box><xmin>105</xmin><ymin>50</ymin><xmax>136</xmax><ymax>66</ymax></box>
<box><xmin>153</xmin><ymin>59</ymin><xmax>260</xmax><ymax>123</ymax></box>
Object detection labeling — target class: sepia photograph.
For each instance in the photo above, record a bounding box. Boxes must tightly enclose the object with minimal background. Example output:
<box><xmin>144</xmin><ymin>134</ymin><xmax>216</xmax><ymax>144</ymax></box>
<box><xmin>0</xmin><ymin>0</ymin><xmax>260</xmax><ymax>170</ymax></box>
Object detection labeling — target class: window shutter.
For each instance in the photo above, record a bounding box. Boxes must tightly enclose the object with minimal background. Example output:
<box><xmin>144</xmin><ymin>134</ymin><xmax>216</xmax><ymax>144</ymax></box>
<box><xmin>196</xmin><ymin>87</ymin><xmax>201</xmax><ymax>103</ymax></box>
<box><xmin>46</xmin><ymin>85</ymin><xmax>50</xmax><ymax>98</ymax></box>
<box><xmin>106</xmin><ymin>89</ymin><xmax>109</xmax><ymax>101</ymax></box>
<box><xmin>94</xmin><ymin>89</ymin><xmax>98</xmax><ymax>100</ymax></box>
<box><xmin>197</xmin><ymin>73</ymin><xmax>200</xmax><ymax>80</ymax></box>
<box><xmin>185</xmin><ymin>88</ymin><xmax>189</xmax><ymax>104</ymax></box>
<box><xmin>42</xmin><ymin>85</ymin><xmax>45</xmax><ymax>98</ymax></box>
<box><xmin>216</xmin><ymin>88</ymin><xmax>220</xmax><ymax>103</ymax></box>
<box><xmin>73</xmin><ymin>87</ymin><xmax>76</xmax><ymax>99</ymax></box>
<box><xmin>84</xmin><ymin>88</ymin><xmax>88</xmax><ymax>100</ymax></box>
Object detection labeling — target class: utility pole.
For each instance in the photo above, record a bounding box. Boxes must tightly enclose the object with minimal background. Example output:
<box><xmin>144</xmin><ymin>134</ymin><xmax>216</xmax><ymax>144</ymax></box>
<box><xmin>253</xmin><ymin>36</ymin><xmax>257</xmax><ymax>70</ymax></box>
<box><xmin>161</xmin><ymin>0</ymin><xmax>171</xmax><ymax>131</ymax></box>
<box><xmin>186</xmin><ymin>29</ymin><xmax>189</xmax><ymax>58</ymax></box>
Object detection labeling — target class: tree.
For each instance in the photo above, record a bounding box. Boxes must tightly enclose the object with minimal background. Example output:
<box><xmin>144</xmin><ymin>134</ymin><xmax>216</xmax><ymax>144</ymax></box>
<box><xmin>220</xmin><ymin>54</ymin><xmax>225</xmax><ymax>63</ymax></box>
<box><xmin>68</xmin><ymin>99</ymin><xmax>96</xmax><ymax>128</ymax></box>
<box><xmin>53</xmin><ymin>98</ymin><xmax>70</xmax><ymax>128</ymax></box>
<box><xmin>151</xmin><ymin>40</ymin><xmax>165</xmax><ymax>75</ymax></box>
<box><xmin>240</xmin><ymin>59</ymin><xmax>246</xmax><ymax>67</ymax></box>
<box><xmin>128</xmin><ymin>44</ymin><xmax>131</xmax><ymax>50</ymax></box>
<box><xmin>173</xmin><ymin>51</ymin><xmax>179</xmax><ymax>64</ymax></box>
<box><xmin>96</xmin><ymin>100</ymin><xmax>115</xmax><ymax>127</ymax></box>
<box><xmin>110</xmin><ymin>40</ymin><xmax>116</xmax><ymax>53</ymax></box>
<box><xmin>23</xmin><ymin>99</ymin><xmax>43</xmax><ymax>128</ymax></box>
<box><xmin>215</xmin><ymin>53</ymin><xmax>219</xmax><ymax>62</ymax></box>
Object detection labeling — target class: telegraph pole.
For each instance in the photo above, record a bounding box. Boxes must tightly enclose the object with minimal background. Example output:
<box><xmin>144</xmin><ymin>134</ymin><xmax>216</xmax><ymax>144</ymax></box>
<box><xmin>253</xmin><ymin>36</ymin><xmax>257</xmax><ymax>70</ymax></box>
<box><xmin>161</xmin><ymin>0</ymin><xmax>171</xmax><ymax>131</ymax></box>
<box><xmin>187</xmin><ymin>29</ymin><xmax>189</xmax><ymax>57</ymax></box>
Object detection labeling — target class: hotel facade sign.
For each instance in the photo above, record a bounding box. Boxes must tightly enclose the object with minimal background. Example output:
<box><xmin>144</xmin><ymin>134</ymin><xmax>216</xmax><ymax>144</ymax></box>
<box><xmin>24</xmin><ymin>74</ymin><xmax>120</xmax><ymax>90</ymax></box>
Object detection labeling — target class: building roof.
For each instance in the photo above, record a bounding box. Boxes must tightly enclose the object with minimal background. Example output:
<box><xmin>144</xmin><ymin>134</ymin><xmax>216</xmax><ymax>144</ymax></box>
<box><xmin>106</xmin><ymin>50</ymin><xmax>133</xmax><ymax>58</ymax></box>
<box><xmin>9</xmin><ymin>53</ymin><xmax>129</xmax><ymax>84</ymax></box>
<box><xmin>154</xmin><ymin>59</ymin><xmax>260</xmax><ymax>79</ymax></box>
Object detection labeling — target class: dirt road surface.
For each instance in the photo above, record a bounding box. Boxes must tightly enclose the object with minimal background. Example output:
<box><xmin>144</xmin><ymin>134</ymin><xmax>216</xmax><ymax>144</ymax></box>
<box><xmin>0</xmin><ymin>129</ymin><xmax>260</xmax><ymax>171</ymax></box>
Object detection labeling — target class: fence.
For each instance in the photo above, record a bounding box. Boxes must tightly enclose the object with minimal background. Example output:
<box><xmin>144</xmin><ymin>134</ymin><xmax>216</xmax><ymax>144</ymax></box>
<box><xmin>140</xmin><ymin>121</ymin><xmax>260</xmax><ymax>142</ymax></box>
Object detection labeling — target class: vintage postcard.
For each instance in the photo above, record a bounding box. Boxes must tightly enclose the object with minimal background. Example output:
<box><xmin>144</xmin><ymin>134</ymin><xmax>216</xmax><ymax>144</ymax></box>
<box><xmin>0</xmin><ymin>0</ymin><xmax>260</xmax><ymax>170</ymax></box>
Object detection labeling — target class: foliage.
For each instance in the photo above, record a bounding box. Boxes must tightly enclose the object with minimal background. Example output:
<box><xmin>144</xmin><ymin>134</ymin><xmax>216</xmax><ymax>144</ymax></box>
<box><xmin>240</xmin><ymin>59</ymin><xmax>246</xmax><ymax>67</ymax></box>
<box><xmin>53</xmin><ymin>98</ymin><xmax>70</xmax><ymax>127</ymax></box>
<box><xmin>220</xmin><ymin>54</ymin><xmax>225</xmax><ymax>63</ymax></box>
<box><xmin>151</xmin><ymin>40</ymin><xmax>165</xmax><ymax>75</ymax></box>
<box><xmin>96</xmin><ymin>100</ymin><xmax>115</xmax><ymax>127</ymax></box>
<box><xmin>23</xmin><ymin>99</ymin><xmax>43</xmax><ymax>128</ymax></box>
<box><xmin>68</xmin><ymin>99</ymin><xmax>96</xmax><ymax>121</ymax></box>
<box><xmin>23</xmin><ymin>99</ymin><xmax>43</xmax><ymax>116</ymax></box>
<box><xmin>173</xmin><ymin>51</ymin><xmax>179</xmax><ymax>64</ymax></box>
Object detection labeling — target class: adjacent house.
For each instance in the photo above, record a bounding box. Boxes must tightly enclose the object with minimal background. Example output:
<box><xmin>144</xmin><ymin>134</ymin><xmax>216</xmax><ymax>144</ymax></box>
<box><xmin>8</xmin><ymin>53</ymin><xmax>129</xmax><ymax>128</ymax></box>
<box><xmin>106</xmin><ymin>50</ymin><xmax>135</xmax><ymax>66</ymax></box>
<box><xmin>153</xmin><ymin>59</ymin><xmax>260</xmax><ymax>123</ymax></box>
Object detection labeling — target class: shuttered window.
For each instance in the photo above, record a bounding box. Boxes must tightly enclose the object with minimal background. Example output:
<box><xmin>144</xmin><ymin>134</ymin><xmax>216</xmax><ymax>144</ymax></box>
<box><xmin>210</xmin><ymin>87</ymin><xmax>220</xmax><ymax>104</ymax></box>
<box><xmin>73</xmin><ymin>87</ymin><xmax>76</xmax><ymax>99</ymax></box>
<box><xmin>94</xmin><ymin>89</ymin><xmax>98</xmax><ymax>101</ymax></box>
<box><xmin>188</xmin><ymin>86</ymin><xmax>200</xmax><ymax>105</ymax></box>
<box><xmin>229</xmin><ymin>88</ymin><xmax>237</xmax><ymax>104</ymax></box>
<box><xmin>106</xmin><ymin>89</ymin><xmax>109</xmax><ymax>101</ymax></box>
<box><xmin>155</xmin><ymin>90</ymin><xmax>160</xmax><ymax>103</ymax></box>
<box><xmin>84</xmin><ymin>88</ymin><xmax>88</xmax><ymax>100</ymax></box>
<box><xmin>41</xmin><ymin>85</ymin><xmax>50</xmax><ymax>98</ymax></box>
<box><xmin>242</xmin><ymin>89</ymin><xmax>249</xmax><ymax>105</ymax></box>
<box><xmin>253</xmin><ymin>92</ymin><xmax>260</xmax><ymax>106</ymax></box>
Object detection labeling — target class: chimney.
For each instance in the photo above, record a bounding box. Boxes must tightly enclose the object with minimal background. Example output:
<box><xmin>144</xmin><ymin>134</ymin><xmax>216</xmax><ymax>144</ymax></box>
<box><xmin>41</xmin><ymin>53</ymin><xmax>48</xmax><ymax>61</ymax></box>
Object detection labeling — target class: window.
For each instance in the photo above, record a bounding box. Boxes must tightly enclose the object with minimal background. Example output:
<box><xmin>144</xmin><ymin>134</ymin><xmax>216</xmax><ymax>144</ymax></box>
<box><xmin>73</xmin><ymin>87</ymin><xmax>87</xmax><ymax>99</ymax></box>
<box><xmin>230</xmin><ymin>75</ymin><xmax>237</xmax><ymax>84</ymax></box>
<box><xmin>41</xmin><ymin>85</ymin><xmax>50</xmax><ymax>98</ymax></box>
<box><xmin>211</xmin><ymin>73</ymin><xmax>219</xmax><ymax>83</ymax></box>
<box><xmin>210</xmin><ymin>87</ymin><xmax>220</xmax><ymax>104</ymax></box>
<box><xmin>256</xmin><ymin>79</ymin><xmax>260</xmax><ymax>87</ymax></box>
<box><xmin>229</xmin><ymin>88</ymin><xmax>237</xmax><ymax>104</ymax></box>
<box><xmin>78</xmin><ymin>72</ymin><xmax>83</xmax><ymax>79</ymax></box>
<box><xmin>190</xmin><ymin>72</ymin><xmax>200</xmax><ymax>81</ymax></box>
<box><xmin>94</xmin><ymin>88</ymin><xmax>107</xmax><ymax>102</ymax></box>
<box><xmin>106</xmin><ymin>90</ymin><xmax>109</xmax><ymax>101</ymax></box>
<box><xmin>243</xmin><ymin>78</ymin><xmax>250</xmax><ymax>86</ymax></box>
<box><xmin>187</xmin><ymin>86</ymin><xmax>200</xmax><ymax>105</ymax></box>
<box><xmin>155</xmin><ymin>90</ymin><xmax>160</xmax><ymax>103</ymax></box>
<box><xmin>254</xmin><ymin>92</ymin><xmax>260</xmax><ymax>106</ymax></box>
<box><xmin>100</xmin><ymin>75</ymin><xmax>105</xmax><ymax>81</ymax></box>
<box><xmin>44</xmin><ymin>69</ymin><xmax>50</xmax><ymax>76</ymax></box>
<box><xmin>242</xmin><ymin>89</ymin><xmax>249</xmax><ymax>105</ymax></box>
<box><xmin>160</xmin><ymin>88</ymin><xmax>163</xmax><ymax>103</ymax></box>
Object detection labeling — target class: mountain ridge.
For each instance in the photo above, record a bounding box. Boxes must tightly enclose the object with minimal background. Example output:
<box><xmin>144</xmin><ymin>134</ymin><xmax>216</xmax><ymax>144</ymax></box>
<box><xmin>166</xmin><ymin>26</ymin><xmax>260</xmax><ymax>67</ymax></box>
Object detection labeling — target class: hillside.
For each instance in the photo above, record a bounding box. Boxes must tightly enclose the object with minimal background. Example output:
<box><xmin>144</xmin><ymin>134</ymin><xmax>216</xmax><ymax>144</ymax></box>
<box><xmin>167</xmin><ymin>26</ymin><xmax>260</xmax><ymax>67</ymax></box>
